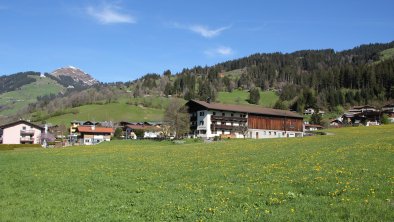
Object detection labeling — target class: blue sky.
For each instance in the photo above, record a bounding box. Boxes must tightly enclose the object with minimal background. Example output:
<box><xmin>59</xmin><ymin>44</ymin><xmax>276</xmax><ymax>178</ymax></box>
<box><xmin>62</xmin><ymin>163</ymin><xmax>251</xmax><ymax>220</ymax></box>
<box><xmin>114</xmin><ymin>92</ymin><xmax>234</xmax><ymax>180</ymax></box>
<box><xmin>1</xmin><ymin>0</ymin><xmax>393</xmax><ymax>82</ymax></box>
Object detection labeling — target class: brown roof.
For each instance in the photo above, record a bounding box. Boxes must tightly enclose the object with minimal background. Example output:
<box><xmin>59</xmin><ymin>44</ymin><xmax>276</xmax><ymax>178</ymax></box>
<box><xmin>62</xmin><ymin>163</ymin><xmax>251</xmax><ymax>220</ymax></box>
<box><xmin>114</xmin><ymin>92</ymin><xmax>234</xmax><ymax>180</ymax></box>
<box><xmin>188</xmin><ymin>100</ymin><xmax>303</xmax><ymax>119</ymax></box>
<box><xmin>126</xmin><ymin>124</ymin><xmax>161</xmax><ymax>131</ymax></box>
<box><xmin>77</xmin><ymin>126</ymin><xmax>114</xmax><ymax>133</ymax></box>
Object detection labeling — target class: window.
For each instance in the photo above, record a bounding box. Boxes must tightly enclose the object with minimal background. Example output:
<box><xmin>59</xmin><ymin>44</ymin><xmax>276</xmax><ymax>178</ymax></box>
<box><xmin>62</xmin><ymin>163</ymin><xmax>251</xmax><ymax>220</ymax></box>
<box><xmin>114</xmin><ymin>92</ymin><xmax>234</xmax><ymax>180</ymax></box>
<box><xmin>269</xmin><ymin>131</ymin><xmax>271</xmax><ymax>135</ymax></box>
<box><xmin>200</xmin><ymin>112</ymin><xmax>205</xmax><ymax>116</ymax></box>
<box><xmin>231</xmin><ymin>113</ymin><xmax>234</xmax><ymax>117</ymax></box>
<box><xmin>22</xmin><ymin>126</ymin><xmax>26</xmax><ymax>130</ymax></box>
<box><xmin>282</xmin><ymin>132</ymin><xmax>286</xmax><ymax>136</ymax></box>
<box><xmin>274</xmin><ymin>132</ymin><xmax>277</xmax><ymax>136</ymax></box>
<box><xmin>199</xmin><ymin>121</ymin><xmax>204</xmax><ymax>126</ymax></box>
<box><xmin>222</xmin><ymin>112</ymin><xmax>225</xmax><ymax>116</ymax></box>
<box><xmin>213</xmin><ymin>112</ymin><xmax>216</xmax><ymax>115</ymax></box>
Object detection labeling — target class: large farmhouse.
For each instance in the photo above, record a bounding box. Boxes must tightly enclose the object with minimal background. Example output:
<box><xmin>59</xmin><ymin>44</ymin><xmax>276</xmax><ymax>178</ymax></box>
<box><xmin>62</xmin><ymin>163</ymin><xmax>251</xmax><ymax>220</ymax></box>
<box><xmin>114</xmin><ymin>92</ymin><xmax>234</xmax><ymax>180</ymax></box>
<box><xmin>185</xmin><ymin>100</ymin><xmax>304</xmax><ymax>139</ymax></box>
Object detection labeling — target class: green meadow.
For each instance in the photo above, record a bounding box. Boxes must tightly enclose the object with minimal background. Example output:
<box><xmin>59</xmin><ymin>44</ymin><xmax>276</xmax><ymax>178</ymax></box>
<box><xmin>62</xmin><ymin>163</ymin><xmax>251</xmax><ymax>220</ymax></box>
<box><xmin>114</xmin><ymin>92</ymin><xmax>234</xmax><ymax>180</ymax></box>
<box><xmin>0</xmin><ymin>76</ymin><xmax>64</xmax><ymax>116</ymax></box>
<box><xmin>45</xmin><ymin>102</ymin><xmax>164</xmax><ymax>125</ymax></box>
<box><xmin>218</xmin><ymin>90</ymin><xmax>278</xmax><ymax>107</ymax></box>
<box><xmin>0</xmin><ymin>125</ymin><xmax>393</xmax><ymax>221</ymax></box>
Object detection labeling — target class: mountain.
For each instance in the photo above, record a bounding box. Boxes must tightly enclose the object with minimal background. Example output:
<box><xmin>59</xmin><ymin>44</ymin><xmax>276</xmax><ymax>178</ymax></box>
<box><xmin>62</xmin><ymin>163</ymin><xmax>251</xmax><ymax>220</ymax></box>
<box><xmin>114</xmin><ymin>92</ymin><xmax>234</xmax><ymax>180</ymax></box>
<box><xmin>0</xmin><ymin>73</ymin><xmax>65</xmax><ymax>117</ymax></box>
<box><xmin>50</xmin><ymin>66</ymin><xmax>99</xmax><ymax>88</ymax></box>
<box><xmin>0</xmin><ymin>65</ymin><xmax>98</xmax><ymax>118</ymax></box>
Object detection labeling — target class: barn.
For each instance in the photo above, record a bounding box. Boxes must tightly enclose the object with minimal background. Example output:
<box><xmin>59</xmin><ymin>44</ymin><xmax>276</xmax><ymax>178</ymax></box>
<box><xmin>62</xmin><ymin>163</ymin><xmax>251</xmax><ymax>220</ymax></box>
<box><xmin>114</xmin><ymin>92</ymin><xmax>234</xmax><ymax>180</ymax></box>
<box><xmin>185</xmin><ymin>100</ymin><xmax>304</xmax><ymax>139</ymax></box>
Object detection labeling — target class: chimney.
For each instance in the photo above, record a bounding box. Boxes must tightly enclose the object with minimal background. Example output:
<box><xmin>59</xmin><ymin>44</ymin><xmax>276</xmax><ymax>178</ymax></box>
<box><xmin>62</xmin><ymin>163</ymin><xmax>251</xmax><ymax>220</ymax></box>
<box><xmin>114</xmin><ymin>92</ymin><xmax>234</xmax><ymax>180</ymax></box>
<box><xmin>91</xmin><ymin>125</ymin><xmax>95</xmax><ymax>131</ymax></box>
<box><xmin>206</xmin><ymin>97</ymin><xmax>211</xmax><ymax>103</ymax></box>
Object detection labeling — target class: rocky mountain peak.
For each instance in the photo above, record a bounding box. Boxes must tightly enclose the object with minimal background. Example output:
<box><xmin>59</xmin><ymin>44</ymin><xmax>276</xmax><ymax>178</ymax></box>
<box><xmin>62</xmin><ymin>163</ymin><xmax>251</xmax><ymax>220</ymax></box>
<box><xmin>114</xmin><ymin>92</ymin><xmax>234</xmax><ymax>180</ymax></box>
<box><xmin>51</xmin><ymin>66</ymin><xmax>98</xmax><ymax>86</ymax></box>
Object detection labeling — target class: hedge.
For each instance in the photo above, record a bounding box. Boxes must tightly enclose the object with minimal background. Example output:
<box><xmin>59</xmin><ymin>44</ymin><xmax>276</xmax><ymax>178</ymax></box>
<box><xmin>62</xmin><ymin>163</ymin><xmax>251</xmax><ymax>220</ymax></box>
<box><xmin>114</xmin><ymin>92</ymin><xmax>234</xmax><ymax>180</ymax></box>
<box><xmin>0</xmin><ymin>144</ymin><xmax>42</xmax><ymax>151</ymax></box>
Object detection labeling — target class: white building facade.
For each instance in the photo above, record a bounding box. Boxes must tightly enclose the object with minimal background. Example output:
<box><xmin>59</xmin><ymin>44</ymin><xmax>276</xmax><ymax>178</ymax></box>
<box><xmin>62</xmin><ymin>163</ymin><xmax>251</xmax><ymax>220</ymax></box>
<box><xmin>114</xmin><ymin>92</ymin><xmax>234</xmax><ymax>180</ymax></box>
<box><xmin>187</xmin><ymin>100</ymin><xmax>304</xmax><ymax>139</ymax></box>
<box><xmin>0</xmin><ymin>120</ymin><xmax>43</xmax><ymax>144</ymax></box>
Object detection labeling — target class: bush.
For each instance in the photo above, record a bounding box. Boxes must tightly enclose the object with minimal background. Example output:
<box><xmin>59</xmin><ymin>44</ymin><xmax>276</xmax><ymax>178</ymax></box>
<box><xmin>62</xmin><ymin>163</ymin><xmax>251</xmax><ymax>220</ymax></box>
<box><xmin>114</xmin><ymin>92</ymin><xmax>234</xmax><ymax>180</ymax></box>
<box><xmin>381</xmin><ymin>114</ymin><xmax>390</xmax><ymax>124</ymax></box>
<box><xmin>0</xmin><ymin>144</ymin><xmax>41</xmax><ymax>151</ymax></box>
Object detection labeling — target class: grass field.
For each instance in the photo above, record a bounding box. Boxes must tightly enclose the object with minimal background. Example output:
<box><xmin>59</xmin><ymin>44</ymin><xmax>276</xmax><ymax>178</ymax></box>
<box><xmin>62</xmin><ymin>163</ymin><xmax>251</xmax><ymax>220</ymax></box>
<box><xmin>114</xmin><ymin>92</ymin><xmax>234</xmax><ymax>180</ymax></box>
<box><xmin>218</xmin><ymin>89</ymin><xmax>278</xmax><ymax>107</ymax></box>
<box><xmin>45</xmin><ymin>102</ymin><xmax>164</xmax><ymax>126</ymax></box>
<box><xmin>1</xmin><ymin>125</ymin><xmax>393</xmax><ymax>221</ymax></box>
<box><xmin>0</xmin><ymin>76</ymin><xmax>64</xmax><ymax>116</ymax></box>
<box><xmin>380</xmin><ymin>48</ymin><xmax>394</xmax><ymax>61</ymax></box>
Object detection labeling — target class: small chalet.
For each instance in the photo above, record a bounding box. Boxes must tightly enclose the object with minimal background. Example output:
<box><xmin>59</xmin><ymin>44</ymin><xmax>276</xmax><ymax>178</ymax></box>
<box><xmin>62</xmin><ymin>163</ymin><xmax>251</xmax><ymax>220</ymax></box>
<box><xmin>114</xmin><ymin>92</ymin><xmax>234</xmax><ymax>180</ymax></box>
<box><xmin>382</xmin><ymin>104</ymin><xmax>394</xmax><ymax>123</ymax></box>
<box><xmin>304</xmin><ymin>108</ymin><xmax>315</xmax><ymax>115</ymax></box>
<box><xmin>330</xmin><ymin>119</ymin><xmax>343</xmax><ymax>127</ymax></box>
<box><xmin>0</xmin><ymin>120</ymin><xmax>44</xmax><ymax>144</ymax></box>
<box><xmin>348</xmin><ymin>105</ymin><xmax>376</xmax><ymax>113</ymax></box>
<box><xmin>76</xmin><ymin>125</ymin><xmax>114</xmax><ymax>145</ymax></box>
<box><xmin>120</xmin><ymin>121</ymin><xmax>162</xmax><ymax>139</ymax></box>
<box><xmin>304</xmin><ymin>124</ymin><xmax>324</xmax><ymax>131</ymax></box>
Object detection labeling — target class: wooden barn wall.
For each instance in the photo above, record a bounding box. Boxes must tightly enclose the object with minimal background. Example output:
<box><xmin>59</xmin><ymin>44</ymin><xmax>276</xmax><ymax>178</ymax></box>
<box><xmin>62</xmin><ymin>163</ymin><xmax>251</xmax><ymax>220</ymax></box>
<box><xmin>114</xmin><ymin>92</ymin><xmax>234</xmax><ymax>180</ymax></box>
<box><xmin>248</xmin><ymin>114</ymin><xmax>303</xmax><ymax>131</ymax></box>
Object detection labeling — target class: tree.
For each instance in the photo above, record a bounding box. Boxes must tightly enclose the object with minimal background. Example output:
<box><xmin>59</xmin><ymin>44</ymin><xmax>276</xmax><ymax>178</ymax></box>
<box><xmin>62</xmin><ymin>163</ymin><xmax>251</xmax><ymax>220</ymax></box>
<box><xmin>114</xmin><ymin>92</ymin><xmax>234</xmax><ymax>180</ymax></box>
<box><xmin>163</xmin><ymin>98</ymin><xmax>190</xmax><ymax>139</ymax></box>
<box><xmin>249</xmin><ymin>87</ymin><xmax>260</xmax><ymax>104</ymax></box>
<box><xmin>381</xmin><ymin>114</ymin><xmax>390</xmax><ymax>124</ymax></box>
<box><xmin>273</xmin><ymin>100</ymin><xmax>287</xmax><ymax>110</ymax></box>
<box><xmin>310</xmin><ymin>112</ymin><xmax>322</xmax><ymax>125</ymax></box>
<box><xmin>113</xmin><ymin>128</ymin><xmax>123</xmax><ymax>139</ymax></box>
<box><xmin>235</xmin><ymin>124</ymin><xmax>249</xmax><ymax>139</ymax></box>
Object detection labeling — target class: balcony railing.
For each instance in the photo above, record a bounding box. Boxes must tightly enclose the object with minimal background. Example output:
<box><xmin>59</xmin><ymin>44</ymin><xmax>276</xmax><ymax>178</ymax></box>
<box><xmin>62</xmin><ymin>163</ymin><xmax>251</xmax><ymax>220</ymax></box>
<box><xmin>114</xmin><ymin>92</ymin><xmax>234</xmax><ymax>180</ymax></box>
<box><xmin>211</xmin><ymin>115</ymin><xmax>247</xmax><ymax>122</ymax></box>
<box><xmin>20</xmin><ymin>137</ymin><xmax>34</xmax><ymax>142</ymax></box>
<box><xmin>211</xmin><ymin>124</ymin><xmax>237</xmax><ymax>131</ymax></box>
<box><xmin>20</xmin><ymin>130</ymin><xmax>35</xmax><ymax>135</ymax></box>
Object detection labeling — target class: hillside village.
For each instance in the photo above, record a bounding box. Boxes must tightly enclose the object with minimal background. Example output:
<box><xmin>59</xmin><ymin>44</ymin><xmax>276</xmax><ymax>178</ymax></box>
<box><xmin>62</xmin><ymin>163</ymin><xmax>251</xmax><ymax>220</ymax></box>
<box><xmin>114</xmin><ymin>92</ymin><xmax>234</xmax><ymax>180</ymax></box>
<box><xmin>1</xmin><ymin>100</ymin><xmax>393</xmax><ymax>147</ymax></box>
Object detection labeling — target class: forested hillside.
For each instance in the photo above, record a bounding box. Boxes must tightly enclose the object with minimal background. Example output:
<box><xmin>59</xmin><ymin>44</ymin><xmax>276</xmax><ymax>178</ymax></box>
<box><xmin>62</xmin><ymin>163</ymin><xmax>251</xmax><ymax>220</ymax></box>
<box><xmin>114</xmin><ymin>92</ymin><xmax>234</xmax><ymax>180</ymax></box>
<box><xmin>130</xmin><ymin>41</ymin><xmax>394</xmax><ymax>112</ymax></box>
<box><xmin>2</xmin><ymin>41</ymin><xmax>394</xmax><ymax>124</ymax></box>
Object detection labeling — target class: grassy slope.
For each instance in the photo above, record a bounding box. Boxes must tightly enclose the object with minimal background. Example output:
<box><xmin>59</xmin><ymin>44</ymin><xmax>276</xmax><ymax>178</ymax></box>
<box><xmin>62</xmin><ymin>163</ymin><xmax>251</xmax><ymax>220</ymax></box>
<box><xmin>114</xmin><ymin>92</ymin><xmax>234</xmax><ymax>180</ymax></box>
<box><xmin>0</xmin><ymin>76</ymin><xmax>64</xmax><ymax>116</ymax></box>
<box><xmin>43</xmin><ymin>89</ymin><xmax>278</xmax><ymax>126</ymax></box>
<box><xmin>0</xmin><ymin>125</ymin><xmax>393</xmax><ymax>221</ymax></box>
<box><xmin>380</xmin><ymin>48</ymin><xmax>394</xmax><ymax>61</ymax></box>
<box><xmin>46</xmin><ymin>102</ymin><xmax>164</xmax><ymax>126</ymax></box>
<box><xmin>218</xmin><ymin>89</ymin><xmax>278</xmax><ymax>107</ymax></box>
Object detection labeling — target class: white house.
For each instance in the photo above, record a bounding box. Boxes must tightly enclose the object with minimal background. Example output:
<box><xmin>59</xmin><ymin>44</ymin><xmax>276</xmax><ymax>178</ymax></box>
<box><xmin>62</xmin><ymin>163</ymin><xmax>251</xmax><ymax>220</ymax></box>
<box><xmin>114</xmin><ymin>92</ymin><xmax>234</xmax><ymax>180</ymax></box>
<box><xmin>0</xmin><ymin>120</ymin><xmax>44</xmax><ymax>144</ymax></box>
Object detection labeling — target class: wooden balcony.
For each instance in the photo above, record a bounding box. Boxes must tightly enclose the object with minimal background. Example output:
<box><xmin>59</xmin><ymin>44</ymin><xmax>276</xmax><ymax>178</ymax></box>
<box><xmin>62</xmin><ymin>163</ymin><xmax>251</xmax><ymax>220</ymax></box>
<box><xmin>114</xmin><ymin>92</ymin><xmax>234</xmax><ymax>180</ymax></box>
<box><xmin>20</xmin><ymin>130</ymin><xmax>35</xmax><ymax>135</ymax></box>
<box><xmin>211</xmin><ymin>115</ymin><xmax>247</xmax><ymax>122</ymax></box>
<box><xmin>210</xmin><ymin>124</ymin><xmax>236</xmax><ymax>131</ymax></box>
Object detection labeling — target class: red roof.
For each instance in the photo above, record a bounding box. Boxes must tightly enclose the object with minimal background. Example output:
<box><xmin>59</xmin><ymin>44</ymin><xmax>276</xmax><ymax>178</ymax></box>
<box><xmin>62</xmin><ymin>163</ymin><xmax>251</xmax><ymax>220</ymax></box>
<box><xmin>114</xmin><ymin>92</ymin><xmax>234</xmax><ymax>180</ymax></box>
<box><xmin>77</xmin><ymin>126</ymin><xmax>114</xmax><ymax>133</ymax></box>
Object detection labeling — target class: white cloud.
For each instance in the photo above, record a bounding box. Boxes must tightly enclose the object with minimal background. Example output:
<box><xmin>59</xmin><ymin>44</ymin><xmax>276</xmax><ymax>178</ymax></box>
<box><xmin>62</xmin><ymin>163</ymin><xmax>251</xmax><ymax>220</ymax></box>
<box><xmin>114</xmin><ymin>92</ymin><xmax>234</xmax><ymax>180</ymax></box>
<box><xmin>86</xmin><ymin>3</ymin><xmax>135</xmax><ymax>24</ymax></box>
<box><xmin>171</xmin><ymin>22</ymin><xmax>230</xmax><ymax>38</ymax></box>
<box><xmin>205</xmin><ymin>46</ymin><xmax>234</xmax><ymax>57</ymax></box>
<box><xmin>189</xmin><ymin>25</ymin><xmax>230</xmax><ymax>38</ymax></box>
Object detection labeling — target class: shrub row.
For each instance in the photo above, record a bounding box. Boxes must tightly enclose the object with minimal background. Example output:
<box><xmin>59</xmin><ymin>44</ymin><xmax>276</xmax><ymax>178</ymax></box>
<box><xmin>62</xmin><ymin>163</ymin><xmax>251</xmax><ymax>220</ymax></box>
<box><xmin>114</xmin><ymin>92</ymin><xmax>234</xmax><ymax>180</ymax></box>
<box><xmin>0</xmin><ymin>144</ymin><xmax>41</xmax><ymax>151</ymax></box>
